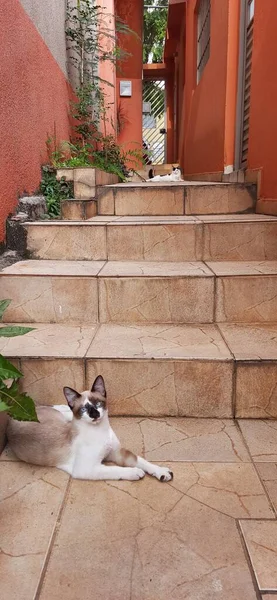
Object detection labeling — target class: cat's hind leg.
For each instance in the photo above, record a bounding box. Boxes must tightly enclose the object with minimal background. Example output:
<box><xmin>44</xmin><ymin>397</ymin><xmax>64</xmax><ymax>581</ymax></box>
<box><xmin>108</xmin><ymin>448</ymin><xmax>173</xmax><ymax>482</ymax></box>
<box><xmin>72</xmin><ymin>464</ymin><xmax>145</xmax><ymax>481</ymax></box>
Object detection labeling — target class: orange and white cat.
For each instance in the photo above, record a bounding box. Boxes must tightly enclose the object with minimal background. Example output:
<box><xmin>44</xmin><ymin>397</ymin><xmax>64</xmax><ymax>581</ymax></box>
<box><xmin>7</xmin><ymin>376</ymin><xmax>173</xmax><ymax>482</ymax></box>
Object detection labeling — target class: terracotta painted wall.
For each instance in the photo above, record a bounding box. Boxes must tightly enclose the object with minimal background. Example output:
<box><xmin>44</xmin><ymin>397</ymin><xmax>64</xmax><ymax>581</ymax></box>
<box><xmin>248</xmin><ymin>0</ymin><xmax>277</xmax><ymax>202</ymax></box>
<box><xmin>0</xmin><ymin>0</ymin><xmax>71</xmax><ymax>242</ymax></box>
<box><xmin>115</xmin><ymin>0</ymin><xmax>143</xmax><ymax>156</ymax></box>
<box><xmin>181</xmin><ymin>0</ymin><xmax>239</xmax><ymax>175</ymax></box>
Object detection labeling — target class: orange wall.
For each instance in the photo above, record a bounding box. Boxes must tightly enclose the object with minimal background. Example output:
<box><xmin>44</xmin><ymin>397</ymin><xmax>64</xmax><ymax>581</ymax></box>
<box><xmin>115</xmin><ymin>0</ymin><xmax>143</xmax><ymax>157</ymax></box>
<box><xmin>181</xmin><ymin>0</ymin><xmax>239</xmax><ymax>175</ymax></box>
<box><xmin>0</xmin><ymin>0</ymin><xmax>71</xmax><ymax>242</ymax></box>
<box><xmin>248</xmin><ymin>0</ymin><xmax>277</xmax><ymax>201</ymax></box>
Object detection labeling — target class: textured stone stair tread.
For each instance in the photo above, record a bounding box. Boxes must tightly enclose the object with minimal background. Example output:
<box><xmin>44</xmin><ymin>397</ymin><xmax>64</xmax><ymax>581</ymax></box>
<box><xmin>207</xmin><ymin>261</ymin><xmax>277</xmax><ymax>275</ymax></box>
<box><xmin>1</xmin><ymin>322</ymin><xmax>277</xmax><ymax>361</ymax></box>
<box><xmin>104</xmin><ymin>180</ymin><xmax>251</xmax><ymax>187</ymax></box>
<box><xmin>24</xmin><ymin>214</ymin><xmax>277</xmax><ymax>227</ymax></box>
<box><xmin>3</xmin><ymin>259</ymin><xmax>277</xmax><ymax>278</ymax></box>
<box><xmin>0</xmin><ymin>259</ymin><xmax>106</xmax><ymax>276</ymax></box>
<box><xmin>1</xmin><ymin>259</ymin><xmax>214</xmax><ymax>277</ymax></box>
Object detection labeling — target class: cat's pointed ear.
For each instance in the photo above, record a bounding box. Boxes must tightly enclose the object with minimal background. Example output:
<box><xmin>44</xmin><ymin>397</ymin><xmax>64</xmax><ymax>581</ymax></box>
<box><xmin>91</xmin><ymin>375</ymin><xmax>106</xmax><ymax>398</ymax></box>
<box><xmin>63</xmin><ymin>387</ymin><xmax>81</xmax><ymax>409</ymax></box>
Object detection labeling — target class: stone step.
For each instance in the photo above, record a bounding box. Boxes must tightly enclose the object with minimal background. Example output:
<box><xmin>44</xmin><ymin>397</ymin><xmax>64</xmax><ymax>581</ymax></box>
<box><xmin>0</xmin><ymin>260</ymin><xmax>214</xmax><ymax>324</ymax></box>
<box><xmin>2</xmin><ymin>260</ymin><xmax>277</xmax><ymax>325</ymax></box>
<box><xmin>97</xmin><ymin>181</ymin><xmax>256</xmax><ymax>216</ymax></box>
<box><xmin>1</xmin><ymin>322</ymin><xmax>277</xmax><ymax>418</ymax></box>
<box><xmin>24</xmin><ymin>214</ymin><xmax>277</xmax><ymax>261</ymax></box>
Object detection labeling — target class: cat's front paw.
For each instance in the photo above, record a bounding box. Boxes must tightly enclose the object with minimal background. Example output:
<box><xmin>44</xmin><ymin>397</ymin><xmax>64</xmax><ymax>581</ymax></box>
<box><xmin>153</xmin><ymin>467</ymin><xmax>173</xmax><ymax>482</ymax></box>
<box><xmin>128</xmin><ymin>468</ymin><xmax>145</xmax><ymax>481</ymax></box>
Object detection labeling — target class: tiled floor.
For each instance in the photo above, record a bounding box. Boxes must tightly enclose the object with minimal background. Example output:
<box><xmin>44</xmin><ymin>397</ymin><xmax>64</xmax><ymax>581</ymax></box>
<box><xmin>1</xmin><ymin>418</ymin><xmax>277</xmax><ymax>599</ymax></box>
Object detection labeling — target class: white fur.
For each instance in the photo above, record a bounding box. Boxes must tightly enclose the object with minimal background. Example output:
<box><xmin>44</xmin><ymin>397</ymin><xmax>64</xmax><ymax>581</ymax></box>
<box><xmin>147</xmin><ymin>168</ymin><xmax>183</xmax><ymax>182</ymax></box>
<box><xmin>53</xmin><ymin>405</ymin><xmax>172</xmax><ymax>482</ymax></box>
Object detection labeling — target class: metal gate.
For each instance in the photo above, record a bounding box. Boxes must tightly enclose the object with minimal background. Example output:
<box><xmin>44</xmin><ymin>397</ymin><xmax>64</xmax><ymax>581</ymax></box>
<box><xmin>142</xmin><ymin>80</ymin><xmax>167</xmax><ymax>164</ymax></box>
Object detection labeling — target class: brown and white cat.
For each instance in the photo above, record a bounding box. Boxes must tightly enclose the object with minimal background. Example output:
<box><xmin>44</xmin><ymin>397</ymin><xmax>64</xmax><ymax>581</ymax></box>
<box><xmin>6</xmin><ymin>376</ymin><xmax>173</xmax><ymax>482</ymax></box>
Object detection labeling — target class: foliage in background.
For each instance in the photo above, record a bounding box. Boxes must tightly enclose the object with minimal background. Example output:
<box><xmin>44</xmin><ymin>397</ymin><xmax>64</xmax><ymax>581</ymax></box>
<box><xmin>39</xmin><ymin>164</ymin><xmax>73</xmax><ymax>218</ymax></box>
<box><xmin>143</xmin><ymin>0</ymin><xmax>168</xmax><ymax>64</ymax></box>
<box><xmin>45</xmin><ymin>0</ymin><xmax>143</xmax><ymax>182</ymax></box>
<box><xmin>0</xmin><ymin>300</ymin><xmax>38</xmax><ymax>422</ymax></box>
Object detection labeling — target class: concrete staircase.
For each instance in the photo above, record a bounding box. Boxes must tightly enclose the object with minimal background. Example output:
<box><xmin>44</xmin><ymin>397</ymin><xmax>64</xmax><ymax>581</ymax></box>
<box><xmin>1</xmin><ymin>181</ymin><xmax>277</xmax><ymax>419</ymax></box>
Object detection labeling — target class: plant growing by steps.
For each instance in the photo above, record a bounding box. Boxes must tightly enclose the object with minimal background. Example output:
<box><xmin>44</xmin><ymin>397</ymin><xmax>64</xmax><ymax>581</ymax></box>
<box><xmin>39</xmin><ymin>164</ymin><xmax>74</xmax><ymax>218</ymax></box>
<box><xmin>46</xmin><ymin>0</ymin><xmax>143</xmax><ymax>180</ymax></box>
<box><xmin>0</xmin><ymin>300</ymin><xmax>38</xmax><ymax>422</ymax></box>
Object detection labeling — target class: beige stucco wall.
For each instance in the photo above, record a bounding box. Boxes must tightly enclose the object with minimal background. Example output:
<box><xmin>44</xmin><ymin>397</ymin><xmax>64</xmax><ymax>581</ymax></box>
<box><xmin>19</xmin><ymin>0</ymin><xmax>68</xmax><ymax>75</ymax></box>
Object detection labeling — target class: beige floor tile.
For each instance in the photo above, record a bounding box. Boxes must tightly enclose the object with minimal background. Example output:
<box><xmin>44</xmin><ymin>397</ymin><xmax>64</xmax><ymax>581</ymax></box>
<box><xmin>87</xmin><ymin>360</ymin><xmax>233</xmax><ymax>418</ymax></box>
<box><xmin>240</xmin><ymin>520</ymin><xmax>277</xmax><ymax>591</ymax></box>
<box><xmin>0</xmin><ymin>276</ymin><xmax>99</xmax><ymax>323</ymax></box>
<box><xmin>218</xmin><ymin>324</ymin><xmax>277</xmax><ymax>360</ymax></box>
<box><xmin>108</xmin><ymin>418</ymin><xmax>250</xmax><ymax>462</ymax></box>
<box><xmin>114</xmin><ymin>186</ymin><xmax>185</xmax><ymax>216</ymax></box>
<box><xmin>256</xmin><ymin>463</ymin><xmax>277</xmax><ymax>514</ymax></box>
<box><xmin>26</xmin><ymin>224</ymin><xmax>107</xmax><ymax>260</ymax></box>
<box><xmin>39</xmin><ymin>465</ymin><xmax>258</xmax><ymax>600</ymax></box>
<box><xmin>207</xmin><ymin>261</ymin><xmax>277</xmax><ymax>276</ymax></box>
<box><xmin>236</xmin><ymin>364</ymin><xmax>277</xmax><ymax>418</ymax></box>
<box><xmin>0</xmin><ymin>461</ymin><xmax>68</xmax><ymax>600</ymax></box>
<box><xmin>20</xmin><ymin>358</ymin><xmax>85</xmax><ymax>405</ymax></box>
<box><xmin>86</xmin><ymin>323</ymin><xmax>232</xmax><ymax>359</ymax></box>
<box><xmin>239</xmin><ymin>420</ymin><xmax>277</xmax><ymax>462</ymax></box>
<box><xmin>0</xmin><ymin>324</ymin><xmax>96</xmax><ymax>357</ymax></box>
<box><xmin>262</xmin><ymin>596</ymin><xmax>277</xmax><ymax>599</ymax></box>
<box><xmin>216</xmin><ymin>276</ymin><xmax>277</xmax><ymax>322</ymax></box>
<box><xmin>1</xmin><ymin>259</ymin><xmax>105</xmax><ymax>276</ymax></box>
<box><xmin>99</xmin><ymin>276</ymin><xmax>214</xmax><ymax>324</ymax></box>
<box><xmin>170</xmin><ymin>462</ymin><xmax>273</xmax><ymax>519</ymax></box>
<box><xmin>185</xmin><ymin>184</ymin><xmax>254</xmax><ymax>215</ymax></box>
<box><xmin>107</xmin><ymin>223</ymin><xmax>202</xmax><ymax>261</ymax></box>
<box><xmin>203</xmin><ymin>222</ymin><xmax>277</xmax><ymax>260</ymax></box>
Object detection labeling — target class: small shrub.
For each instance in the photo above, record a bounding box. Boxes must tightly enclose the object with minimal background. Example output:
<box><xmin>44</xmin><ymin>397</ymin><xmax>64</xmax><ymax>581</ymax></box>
<box><xmin>39</xmin><ymin>165</ymin><xmax>73</xmax><ymax>218</ymax></box>
<box><xmin>0</xmin><ymin>300</ymin><xmax>38</xmax><ymax>422</ymax></box>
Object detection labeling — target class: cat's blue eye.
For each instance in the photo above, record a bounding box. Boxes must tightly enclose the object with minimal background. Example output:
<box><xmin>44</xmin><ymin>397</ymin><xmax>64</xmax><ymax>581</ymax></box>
<box><xmin>95</xmin><ymin>402</ymin><xmax>102</xmax><ymax>408</ymax></box>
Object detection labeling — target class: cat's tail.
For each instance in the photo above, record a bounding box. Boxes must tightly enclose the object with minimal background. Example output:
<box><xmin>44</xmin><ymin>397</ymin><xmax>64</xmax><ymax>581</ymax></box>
<box><xmin>148</xmin><ymin>168</ymin><xmax>154</xmax><ymax>179</ymax></box>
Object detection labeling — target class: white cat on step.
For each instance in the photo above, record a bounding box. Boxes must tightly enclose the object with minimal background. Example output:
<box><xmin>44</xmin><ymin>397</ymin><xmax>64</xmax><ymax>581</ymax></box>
<box><xmin>147</xmin><ymin>165</ymin><xmax>183</xmax><ymax>182</ymax></box>
<box><xmin>6</xmin><ymin>376</ymin><xmax>173</xmax><ymax>482</ymax></box>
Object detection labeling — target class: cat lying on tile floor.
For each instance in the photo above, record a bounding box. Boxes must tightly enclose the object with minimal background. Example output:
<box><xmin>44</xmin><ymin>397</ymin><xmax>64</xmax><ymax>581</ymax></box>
<box><xmin>7</xmin><ymin>376</ymin><xmax>173</xmax><ymax>482</ymax></box>
<box><xmin>147</xmin><ymin>165</ymin><xmax>183</xmax><ymax>182</ymax></box>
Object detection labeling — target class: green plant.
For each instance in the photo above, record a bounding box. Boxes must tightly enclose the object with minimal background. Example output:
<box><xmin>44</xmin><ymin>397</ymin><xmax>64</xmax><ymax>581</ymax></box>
<box><xmin>0</xmin><ymin>300</ymin><xmax>38</xmax><ymax>422</ymax></box>
<box><xmin>39</xmin><ymin>164</ymin><xmax>74</xmax><ymax>218</ymax></box>
<box><xmin>45</xmin><ymin>2</ymin><xmax>144</xmax><ymax>181</ymax></box>
<box><xmin>143</xmin><ymin>0</ymin><xmax>168</xmax><ymax>64</ymax></box>
<box><xmin>47</xmin><ymin>1</ymin><xmax>143</xmax><ymax>178</ymax></box>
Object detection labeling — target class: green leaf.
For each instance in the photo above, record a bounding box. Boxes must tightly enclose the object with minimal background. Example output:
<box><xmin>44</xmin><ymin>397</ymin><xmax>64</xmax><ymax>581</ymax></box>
<box><xmin>0</xmin><ymin>326</ymin><xmax>35</xmax><ymax>338</ymax></box>
<box><xmin>0</xmin><ymin>300</ymin><xmax>11</xmax><ymax>321</ymax></box>
<box><xmin>0</xmin><ymin>380</ymin><xmax>38</xmax><ymax>422</ymax></box>
<box><xmin>0</xmin><ymin>400</ymin><xmax>9</xmax><ymax>412</ymax></box>
<box><xmin>0</xmin><ymin>355</ymin><xmax>22</xmax><ymax>380</ymax></box>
